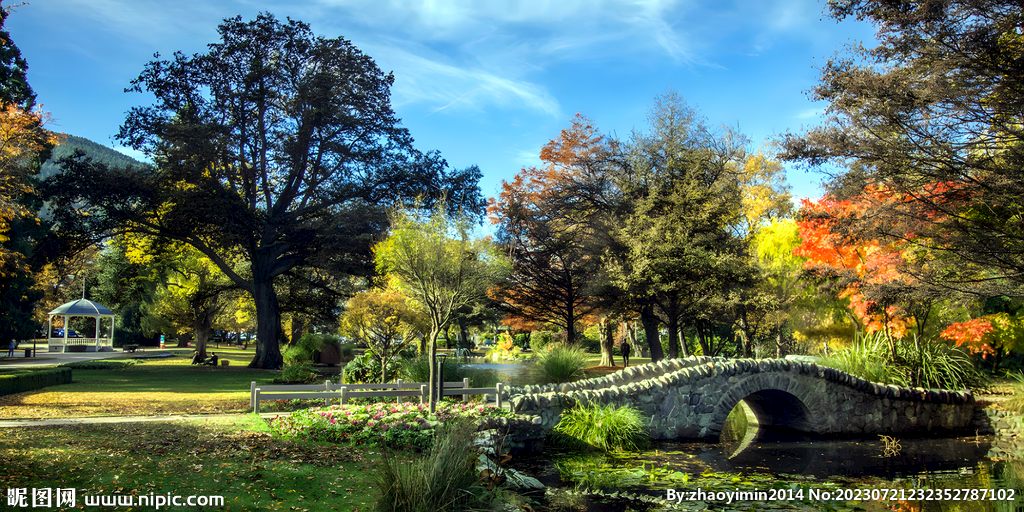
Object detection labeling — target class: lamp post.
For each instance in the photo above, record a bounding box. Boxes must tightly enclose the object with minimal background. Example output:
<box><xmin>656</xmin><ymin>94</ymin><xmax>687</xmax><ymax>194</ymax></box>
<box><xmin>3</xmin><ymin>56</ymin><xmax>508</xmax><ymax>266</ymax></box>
<box><xmin>437</xmin><ymin>353</ymin><xmax>449</xmax><ymax>403</ymax></box>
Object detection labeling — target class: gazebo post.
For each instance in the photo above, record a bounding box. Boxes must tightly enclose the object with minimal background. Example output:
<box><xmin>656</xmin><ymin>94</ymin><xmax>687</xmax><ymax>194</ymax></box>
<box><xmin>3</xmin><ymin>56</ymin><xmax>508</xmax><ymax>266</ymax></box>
<box><xmin>63</xmin><ymin>314</ymin><xmax>68</xmax><ymax>353</ymax></box>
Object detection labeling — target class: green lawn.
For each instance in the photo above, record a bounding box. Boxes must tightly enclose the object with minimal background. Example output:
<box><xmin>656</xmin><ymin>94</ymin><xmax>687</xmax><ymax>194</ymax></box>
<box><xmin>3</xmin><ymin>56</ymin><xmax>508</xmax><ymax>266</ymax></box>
<box><xmin>0</xmin><ymin>354</ymin><xmax>280</xmax><ymax>418</ymax></box>
<box><xmin>0</xmin><ymin>415</ymin><xmax>381</xmax><ymax>511</ymax></box>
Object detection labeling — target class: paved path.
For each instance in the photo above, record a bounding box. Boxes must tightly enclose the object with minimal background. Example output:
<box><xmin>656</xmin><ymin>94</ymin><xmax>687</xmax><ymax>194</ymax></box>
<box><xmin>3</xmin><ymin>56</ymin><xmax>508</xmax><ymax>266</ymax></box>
<box><xmin>0</xmin><ymin>349</ymin><xmax>131</xmax><ymax>369</ymax></box>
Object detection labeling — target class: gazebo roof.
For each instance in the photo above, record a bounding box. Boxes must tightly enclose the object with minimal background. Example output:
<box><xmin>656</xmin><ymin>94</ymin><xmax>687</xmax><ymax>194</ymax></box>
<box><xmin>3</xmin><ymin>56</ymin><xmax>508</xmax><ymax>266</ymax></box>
<box><xmin>49</xmin><ymin>298</ymin><xmax>114</xmax><ymax>317</ymax></box>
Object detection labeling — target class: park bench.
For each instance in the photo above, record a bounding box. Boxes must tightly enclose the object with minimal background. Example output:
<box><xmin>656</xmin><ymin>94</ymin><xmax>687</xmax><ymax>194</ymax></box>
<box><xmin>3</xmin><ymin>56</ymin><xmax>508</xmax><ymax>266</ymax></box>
<box><xmin>123</xmin><ymin>345</ymin><xmax>139</xmax><ymax>353</ymax></box>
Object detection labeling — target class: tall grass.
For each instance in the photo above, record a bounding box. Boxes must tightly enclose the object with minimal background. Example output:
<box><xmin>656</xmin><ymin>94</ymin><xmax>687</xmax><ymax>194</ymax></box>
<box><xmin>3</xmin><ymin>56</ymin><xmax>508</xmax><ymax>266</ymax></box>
<box><xmin>819</xmin><ymin>333</ymin><xmax>984</xmax><ymax>390</ymax></box>
<box><xmin>552</xmin><ymin>402</ymin><xmax>649</xmax><ymax>452</ymax></box>
<box><xmin>373</xmin><ymin>420</ymin><xmax>495</xmax><ymax>512</ymax></box>
<box><xmin>528</xmin><ymin>344</ymin><xmax>588</xmax><ymax>385</ymax></box>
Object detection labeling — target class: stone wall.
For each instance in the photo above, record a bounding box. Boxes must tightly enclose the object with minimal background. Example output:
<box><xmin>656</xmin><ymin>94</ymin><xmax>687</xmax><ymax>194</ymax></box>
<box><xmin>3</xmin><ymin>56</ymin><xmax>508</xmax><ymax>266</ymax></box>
<box><xmin>509</xmin><ymin>356</ymin><xmax>977</xmax><ymax>440</ymax></box>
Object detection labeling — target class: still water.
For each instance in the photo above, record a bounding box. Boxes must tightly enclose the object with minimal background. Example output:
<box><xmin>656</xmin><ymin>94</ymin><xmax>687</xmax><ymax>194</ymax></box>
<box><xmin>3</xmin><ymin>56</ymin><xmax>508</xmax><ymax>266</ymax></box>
<box><xmin>513</xmin><ymin>418</ymin><xmax>1024</xmax><ymax>511</ymax></box>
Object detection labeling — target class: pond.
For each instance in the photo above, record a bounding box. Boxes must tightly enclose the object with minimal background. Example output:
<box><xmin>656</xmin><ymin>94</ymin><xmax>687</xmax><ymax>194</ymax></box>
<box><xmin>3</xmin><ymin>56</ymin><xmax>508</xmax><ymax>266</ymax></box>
<box><xmin>510</xmin><ymin>411</ymin><xmax>1024</xmax><ymax>511</ymax></box>
<box><xmin>462</xmin><ymin>357</ymin><xmax>529</xmax><ymax>380</ymax></box>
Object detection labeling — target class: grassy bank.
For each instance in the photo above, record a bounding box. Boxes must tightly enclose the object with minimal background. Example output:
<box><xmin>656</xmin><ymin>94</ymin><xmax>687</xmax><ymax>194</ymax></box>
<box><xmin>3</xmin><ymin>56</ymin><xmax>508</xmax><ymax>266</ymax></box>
<box><xmin>0</xmin><ymin>415</ymin><xmax>380</xmax><ymax>511</ymax></box>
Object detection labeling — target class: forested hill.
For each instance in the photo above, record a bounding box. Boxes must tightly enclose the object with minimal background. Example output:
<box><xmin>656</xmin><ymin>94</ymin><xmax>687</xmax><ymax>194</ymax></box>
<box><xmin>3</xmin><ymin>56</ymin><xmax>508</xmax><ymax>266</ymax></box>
<box><xmin>40</xmin><ymin>134</ymin><xmax>149</xmax><ymax>179</ymax></box>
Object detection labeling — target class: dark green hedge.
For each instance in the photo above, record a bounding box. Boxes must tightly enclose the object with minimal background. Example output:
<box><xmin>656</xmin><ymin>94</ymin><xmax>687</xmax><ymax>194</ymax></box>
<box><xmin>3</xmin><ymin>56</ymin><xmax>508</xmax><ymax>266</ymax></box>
<box><xmin>0</xmin><ymin>367</ymin><xmax>72</xmax><ymax>396</ymax></box>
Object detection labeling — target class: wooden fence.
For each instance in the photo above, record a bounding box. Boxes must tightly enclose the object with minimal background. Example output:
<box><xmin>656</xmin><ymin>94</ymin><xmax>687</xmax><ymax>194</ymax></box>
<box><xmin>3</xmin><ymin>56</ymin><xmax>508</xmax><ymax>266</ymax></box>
<box><xmin>250</xmin><ymin>379</ymin><xmax>504</xmax><ymax>413</ymax></box>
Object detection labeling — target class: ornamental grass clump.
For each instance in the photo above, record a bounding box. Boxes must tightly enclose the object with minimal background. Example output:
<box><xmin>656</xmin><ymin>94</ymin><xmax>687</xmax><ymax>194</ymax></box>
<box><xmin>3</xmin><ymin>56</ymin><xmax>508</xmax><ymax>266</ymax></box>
<box><xmin>529</xmin><ymin>344</ymin><xmax>587</xmax><ymax>385</ymax></box>
<box><xmin>819</xmin><ymin>332</ymin><xmax>984</xmax><ymax>390</ymax></box>
<box><xmin>373</xmin><ymin>419</ymin><xmax>495</xmax><ymax>512</ymax></box>
<box><xmin>553</xmin><ymin>402</ymin><xmax>649</xmax><ymax>452</ymax></box>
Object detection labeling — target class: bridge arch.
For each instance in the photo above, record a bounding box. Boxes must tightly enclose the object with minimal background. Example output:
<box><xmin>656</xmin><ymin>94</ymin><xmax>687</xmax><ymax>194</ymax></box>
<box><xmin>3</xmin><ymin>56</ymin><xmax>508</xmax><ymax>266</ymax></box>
<box><xmin>707</xmin><ymin>372</ymin><xmax>830</xmax><ymax>440</ymax></box>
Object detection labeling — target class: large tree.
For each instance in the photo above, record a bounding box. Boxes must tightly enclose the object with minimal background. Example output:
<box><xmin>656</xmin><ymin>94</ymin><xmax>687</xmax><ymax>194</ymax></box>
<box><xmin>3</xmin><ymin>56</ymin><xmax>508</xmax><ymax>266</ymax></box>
<box><xmin>43</xmin><ymin>13</ymin><xmax>483</xmax><ymax>368</ymax></box>
<box><xmin>0</xmin><ymin>5</ymin><xmax>61</xmax><ymax>344</ymax></box>
<box><xmin>610</xmin><ymin>92</ymin><xmax>753</xmax><ymax>359</ymax></box>
<box><xmin>488</xmin><ymin>114</ymin><xmax>623</xmax><ymax>347</ymax></box>
<box><xmin>375</xmin><ymin>204</ymin><xmax>508</xmax><ymax>412</ymax></box>
<box><xmin>780</xmin><ymin>0</ymin><xmax>1024</xmax><ymax>297</ymax></box>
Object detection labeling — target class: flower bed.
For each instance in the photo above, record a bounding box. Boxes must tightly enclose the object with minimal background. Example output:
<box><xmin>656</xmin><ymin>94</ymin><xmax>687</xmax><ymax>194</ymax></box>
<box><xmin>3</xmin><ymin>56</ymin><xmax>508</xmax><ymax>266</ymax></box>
<box><xmin>267</xmin><ymin>401</ymin><xmax>515</xmax><ymax>451</ymax></box>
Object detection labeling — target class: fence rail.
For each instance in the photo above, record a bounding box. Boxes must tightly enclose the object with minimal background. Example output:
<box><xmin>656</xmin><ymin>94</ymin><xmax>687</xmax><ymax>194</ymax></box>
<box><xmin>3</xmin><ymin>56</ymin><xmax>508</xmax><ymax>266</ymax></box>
<box><xmin>250</xmin><ymin>379</ymin><xmax>504</xmax><ymax>413</ymax></box>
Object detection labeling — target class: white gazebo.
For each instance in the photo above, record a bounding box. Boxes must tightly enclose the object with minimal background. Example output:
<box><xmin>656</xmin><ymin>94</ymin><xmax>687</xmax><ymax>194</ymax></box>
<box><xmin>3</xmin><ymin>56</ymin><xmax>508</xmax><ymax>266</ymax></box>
<box><xmin>47</xmin><ymin>299</ymin><xmax>116</xmax><ymax>353</ymax></box>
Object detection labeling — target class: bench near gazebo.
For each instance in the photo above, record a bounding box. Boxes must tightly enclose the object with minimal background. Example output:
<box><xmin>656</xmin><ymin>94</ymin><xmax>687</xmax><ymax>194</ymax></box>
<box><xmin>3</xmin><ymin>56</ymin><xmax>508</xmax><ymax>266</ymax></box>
<box><xmin>47</xmin><ymin>298</ymin><xmax>116</xmax><ymax>353</ymax></box>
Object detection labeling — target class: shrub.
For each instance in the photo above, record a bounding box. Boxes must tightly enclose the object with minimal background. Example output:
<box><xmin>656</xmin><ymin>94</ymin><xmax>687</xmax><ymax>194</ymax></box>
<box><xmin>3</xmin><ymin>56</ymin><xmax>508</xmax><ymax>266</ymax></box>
<box><xmin>373</xmin><ymin>419</ymin><xmax>494</xmax><ymax>512</ymax></box>
<box><xmin>528</xmin><ymin>344</ymin><xmax>587</xmax><ymax>385</ymax></box>
<box><xmin>344</xmin><ymin>353</ymin><xmax>402</xmax><ymax>383</ymax></box>
<box><xmin>0</xmin><ymin>368</ymin><xmax>73</xmax><ymax>396</ymax></box>
<box><xmin>553</xmin><ymin>402</ymin><xmax>649</xmax><ymax>452</ymax></box>
<box><xmin>59</xmin><ymin>360</ymin><xmax>139</xmax><ymax>370</ymax></box>
<box><xmin>276</xmin><ymin>362</ymin><xmax>317</xmax><ymax>384</ymax></box>
<box><xmin>286</xmin><ymin>333</ymin><xmax>346</xmax><ymax>365</ymax></box>
<box><xmin>530</xmin><ymin>331</ymin><xmax>556</xmax><ymax>352</ymax></box>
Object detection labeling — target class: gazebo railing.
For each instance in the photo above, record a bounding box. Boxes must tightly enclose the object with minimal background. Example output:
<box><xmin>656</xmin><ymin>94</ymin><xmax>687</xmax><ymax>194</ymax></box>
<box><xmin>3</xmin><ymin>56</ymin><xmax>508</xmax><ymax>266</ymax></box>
<box><xmin>48</xmin><ymin>337</ymin><xmax>114</xmax><ymax>352</ymax></box>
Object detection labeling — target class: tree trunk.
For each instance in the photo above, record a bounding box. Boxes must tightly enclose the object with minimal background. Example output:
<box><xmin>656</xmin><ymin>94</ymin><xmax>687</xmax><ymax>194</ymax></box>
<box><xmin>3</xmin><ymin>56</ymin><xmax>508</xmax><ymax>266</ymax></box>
<box><xmin>776</xmin><ymin>329</ymin><xmax>784</xmax><ymax>358</ymax></box>
<box><xmin>249</xmin><ymin>278</ymin><xmax>284</xmax><ymax>369</ymax></box>
<box><xmin>457</xmin><ymin>317</ymin><xmax>471</xmax><ymax>350</ymax></box>
<box><xmin>640</xmin><ymin>305</ymin><xmax>664</xmax><ymax>362</ymax></box>
<box><xmin>428</xmin><ymin>328</ymin><xmax>440</xmax><ymax>413</ymax></box>
<box><xmin>677</xmin><ymin>325</ymin><xmax>690</xmax><ymax>357</ymax></box>
<box><xmin>193</xmin><ymin>306</ymin><xmax>213</xmax><ymax>360</ymax></box>
<box><xmin>736</xmin><ymin>316</ymin><xmax>752</xmax><ymax>358</ymax></box>
<box><xmin>290</xmin><ymin>315</ymin><xmax>307</xmax><ymax>346</ymax></box>
<box><xmin>666</xmin><ymin>317</ymin><xmax>680</xmax><ymax>359</ymax></box>
<box><xmin>598</xmin><ymin>316</ymin><xmax>617</xmax><ymax>367</ymax></box>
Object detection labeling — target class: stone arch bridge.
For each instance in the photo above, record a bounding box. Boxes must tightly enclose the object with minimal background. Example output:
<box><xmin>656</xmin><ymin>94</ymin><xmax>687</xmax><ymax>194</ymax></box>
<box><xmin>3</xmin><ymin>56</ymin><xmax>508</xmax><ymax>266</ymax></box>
<box><xmin>508</xmin><ymin>356</ymin><xmax>976</xmax><ymax>441</ymax></box>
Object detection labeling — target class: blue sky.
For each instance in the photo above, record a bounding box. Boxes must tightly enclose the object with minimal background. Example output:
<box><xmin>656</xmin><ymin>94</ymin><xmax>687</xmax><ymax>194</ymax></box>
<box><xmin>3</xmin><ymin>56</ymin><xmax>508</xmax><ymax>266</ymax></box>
<box><xmin>8</xmin><ymin>0</ymin><xmax>876</xmax><ymax>202</ymax></box>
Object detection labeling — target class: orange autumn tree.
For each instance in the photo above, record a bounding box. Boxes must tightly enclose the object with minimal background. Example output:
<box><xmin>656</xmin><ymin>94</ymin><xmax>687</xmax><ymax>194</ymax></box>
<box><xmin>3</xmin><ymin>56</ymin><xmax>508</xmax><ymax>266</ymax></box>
<box><xmin>794</xmin><ymin>188</ymin><xmax>937</xmax><ymax>360</ymax></box>
<box><xmin>488</xmin><ymin>113</ymin><xmax>621</xmax><ymax>350</ymax></box>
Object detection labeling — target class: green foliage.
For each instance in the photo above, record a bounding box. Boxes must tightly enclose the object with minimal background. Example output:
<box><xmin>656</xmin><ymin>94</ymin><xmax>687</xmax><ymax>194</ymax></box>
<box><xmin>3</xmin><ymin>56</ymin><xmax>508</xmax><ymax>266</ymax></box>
<box><xmin>553</xmin><ymin>402</ymin><xmax>649</xmax><ymax>452</ymax></box>
<box><xmin>276</xmin><ymin>363</ymin><xmax>317</xmax><ymax>384</ymax></box>
<box><xmin>0</xmin><ymin>367</ymin><xmax>72</xmax><ymax>396</ymax></box>
<box><xmin>401</xmin><ymin>355</ymin><xmax>501</xmax><ymax>389</ymax></box>
<box><xmin>1006</xmin><ymin>372</ymin><xmax>1024</xmax><ymax>416</ymax></box>
<box><xmin>286</xmin><ymin>333</ymin><xmax>345</xmax><ymax>365</ymax></box>
<box><xmin>372</xmin><ymin>419</ymin><xmax>496</xmax><ymax>512</ymax></box>
<box><xmin>528</xmin><ymin>344</ymin><xmax>588</xmax><ymax>385</ymax></box>
<box><xmin>344</xmin><ymin>353</ymin><xmax>402</xmax><ymax>384</ymax></box>
<box><xmin>820</xmin><ymin>332</ymin><xmax>985</xmax><ymax>390</ymax></box>
<box><xmin>530</xmin><ymin>331</ymin><xmax>556</xmax><ymax>352</ymax></box>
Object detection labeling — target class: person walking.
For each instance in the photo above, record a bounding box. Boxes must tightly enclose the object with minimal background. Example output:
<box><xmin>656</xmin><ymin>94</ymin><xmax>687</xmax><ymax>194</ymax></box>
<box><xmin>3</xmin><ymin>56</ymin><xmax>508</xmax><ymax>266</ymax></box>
<box><xmin>621</xmin><ymin>341</ymin><xmax>631</xmax><ymax>368</ymax></box>
<box><xmin>7</xmin><ymin>338</ymin><xmax>17</xmax><ymax>358</ymax></box>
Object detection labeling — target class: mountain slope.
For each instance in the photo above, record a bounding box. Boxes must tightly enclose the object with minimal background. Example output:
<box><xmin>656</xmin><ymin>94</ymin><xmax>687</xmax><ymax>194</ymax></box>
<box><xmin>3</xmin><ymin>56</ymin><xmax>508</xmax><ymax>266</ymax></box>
<box><xmin>41</xmin><ymin>134</ymin><xmax>148</xmax><ymax>179</ymax></box>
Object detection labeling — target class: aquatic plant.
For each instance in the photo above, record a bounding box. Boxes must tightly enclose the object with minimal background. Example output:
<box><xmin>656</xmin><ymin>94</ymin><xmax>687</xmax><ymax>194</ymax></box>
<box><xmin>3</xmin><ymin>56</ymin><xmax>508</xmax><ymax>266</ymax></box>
<box><xmin>528</xmin><ymin>343</ymin><xmax>587</xmax><ymax>385</ymax></box>
<box><xmin>553</xmin><ymin>402</ymin><xmax>649</xmax><ymax>452</ymax></box>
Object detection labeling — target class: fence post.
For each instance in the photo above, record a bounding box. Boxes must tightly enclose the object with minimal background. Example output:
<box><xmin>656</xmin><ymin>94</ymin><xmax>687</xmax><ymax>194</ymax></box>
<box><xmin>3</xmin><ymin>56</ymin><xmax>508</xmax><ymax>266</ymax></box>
<box><xmin>250</xmin><ymin>381</ymin><xmax>256</xmax><ymax>412</ymax></box>
<box><xmin>462</xmin><ymin>378</ymin><xmax>470</xmax><ymax>403</ymax></box>
<box><xmin>420</xmin><ymin>385</ymin><xmax>427</xmax><ymax>405</ymax></box>
<box><xmin>396</xmin><ymin>379</ymin><xmax>403</xmax><ymax>404</ymax></box>
<box><xmin>496</xmin><ymin>382</ymin><xmax>504</xmax><ymax>410</ymax></box>
<box><xmin>340</xmin><ymin>386</ymin><xmax>348</xmax><ymax>406</ymax></box>
<box><xmin>325</xmin><ymin>380</ymin><xmax>332</xmax><ymax>407</ymax></box>
<box><xmin>253</xmin><ymin>388</ymin><xmax>261</xmax><ymax>414</ymax></box>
